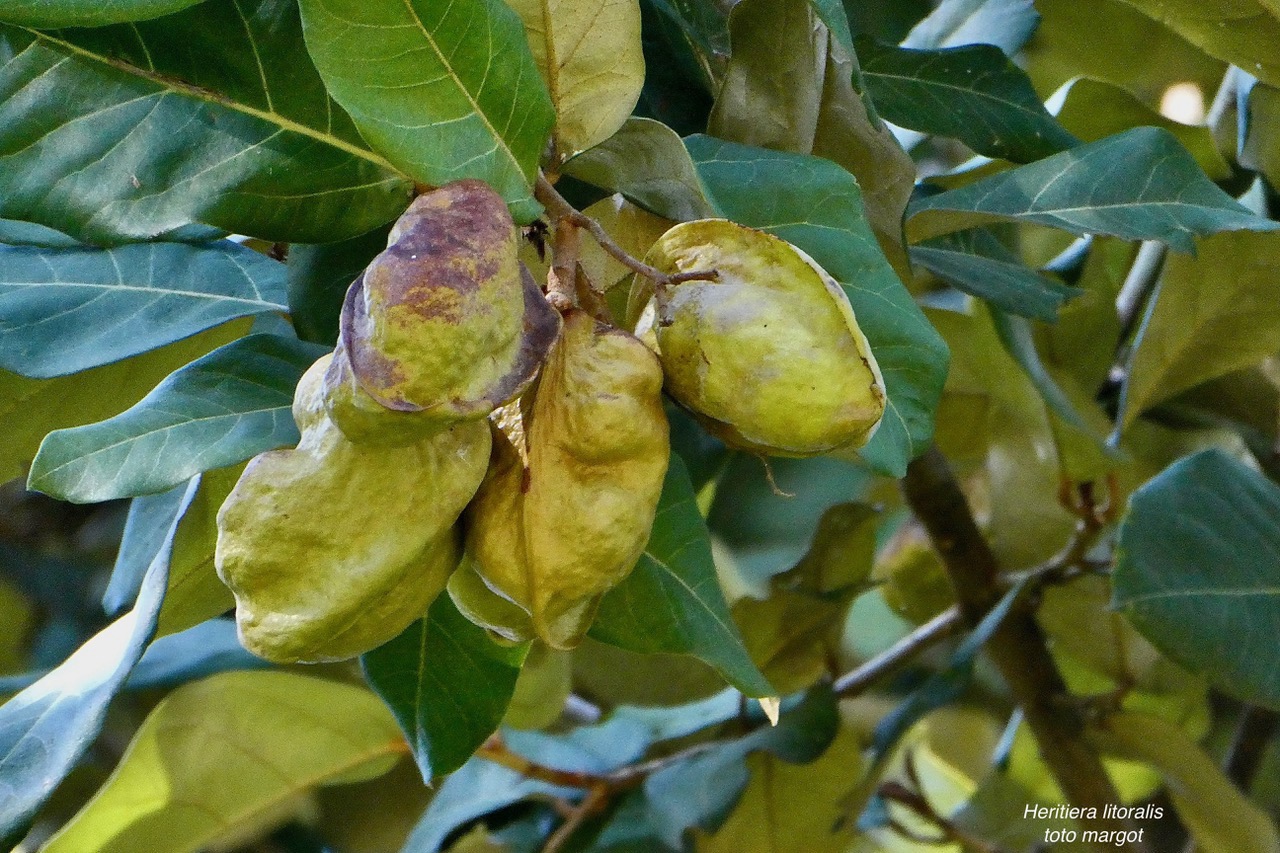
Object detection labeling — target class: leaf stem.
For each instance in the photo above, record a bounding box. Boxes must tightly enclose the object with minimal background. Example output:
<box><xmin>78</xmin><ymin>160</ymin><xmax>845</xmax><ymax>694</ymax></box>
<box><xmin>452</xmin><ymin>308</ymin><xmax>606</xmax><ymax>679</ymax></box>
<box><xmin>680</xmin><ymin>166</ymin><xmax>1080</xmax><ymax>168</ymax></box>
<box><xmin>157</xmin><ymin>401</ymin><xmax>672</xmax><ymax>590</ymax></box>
<box><xmin>833</xmin><ymin>606</ymin><xmax>962</xmax><ymax>698</ymax></box>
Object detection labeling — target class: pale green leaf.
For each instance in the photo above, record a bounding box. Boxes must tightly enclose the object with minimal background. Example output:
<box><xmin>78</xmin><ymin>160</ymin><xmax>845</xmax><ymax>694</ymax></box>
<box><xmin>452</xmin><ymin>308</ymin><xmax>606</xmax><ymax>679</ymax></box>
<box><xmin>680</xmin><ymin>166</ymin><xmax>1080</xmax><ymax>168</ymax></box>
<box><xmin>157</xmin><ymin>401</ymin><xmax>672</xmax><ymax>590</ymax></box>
<box><xmin>1114</xmin><ymin>450</ymin><xmax>1280</xmax><ymax>710</ymax></box>
<box><xmin>562</xmin><ymin>117</ymin><xmax>717</xmax><ymax>222</ymax></box>
<box><xmin>1094</xmin><ymin>712</ymin><xmax>1280</xmax><ymax>853</ymax></box>
<box><xmin>0</xmin><ymin>242</ymin><xmax>287</xmax><ymax>379</ymax></box>
<box><xmin>1114</xmin><ymin>0</ymin><xmax>1280</xmax><ymax>88</ymax></box>
<box><xmin>507</xmin><ymin>0</ymin><xmax>644</xmax><ymax>155</ymax></box>
<box><xmin>0</xmin><ymin>2</ymin><xmax>412</xmax><ymax>244</ymax></box>
<box><xmin>908</xmin><ymin>127</ymin><xmax>1276</xmax><ymax>250</ymax></box>
<box><xmin>298</xmin><ymin>0</ymin><xmax>555</xmax><ymax>222</ymax></box>
<box><xmin>29</xmin><ymin>335</ymin><xmax>325</xmax><ymax>503</ymax></box>
<box><xmin>1119</xmin><ymin>232</ymin><xmax>1280</xmax><ymax>429</ymax></box>
<box><xmin>43</xmin><ymin>671</ymin><xmax>405</xmax><ymax>853</ymax></box>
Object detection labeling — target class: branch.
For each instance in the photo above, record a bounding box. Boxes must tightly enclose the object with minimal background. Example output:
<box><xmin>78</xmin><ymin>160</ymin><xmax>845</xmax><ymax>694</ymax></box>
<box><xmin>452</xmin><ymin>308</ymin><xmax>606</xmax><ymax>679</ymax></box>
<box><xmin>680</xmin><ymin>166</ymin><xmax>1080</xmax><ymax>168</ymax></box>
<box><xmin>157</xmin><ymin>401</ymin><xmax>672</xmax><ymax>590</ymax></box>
<box><xmin>834</xmin><ymin>606</ymin><xmax>963</xmax><ymax>698</ymax></box>
<box><xmin>902</xmin><ymin>447</ymin><xmax>1147</xmax><ymax>852</ymax></box>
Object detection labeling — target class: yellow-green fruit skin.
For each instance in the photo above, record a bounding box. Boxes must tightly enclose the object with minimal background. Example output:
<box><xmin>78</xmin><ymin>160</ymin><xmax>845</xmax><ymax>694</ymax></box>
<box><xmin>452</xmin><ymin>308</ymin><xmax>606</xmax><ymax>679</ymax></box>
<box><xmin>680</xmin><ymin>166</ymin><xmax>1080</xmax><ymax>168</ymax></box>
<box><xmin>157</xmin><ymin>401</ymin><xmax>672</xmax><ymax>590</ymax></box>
<box><xmin>215</xmin><ymin>355</ymin><xmax>491</xmax><ymax>663</ymax></box>
<box><xmin>337</xmin><ymin>180</ymin><xmax>560</xmax><ymax>426</ymax></box>
<box><xmin>463</xmin><ymin>311</ymin><xmax>670</xmax><ymax>649</ymax></box>
<box><xmin>646</xmin><ymin>219</ymin><xmax>886</xmax><ymax>456</ymax></box>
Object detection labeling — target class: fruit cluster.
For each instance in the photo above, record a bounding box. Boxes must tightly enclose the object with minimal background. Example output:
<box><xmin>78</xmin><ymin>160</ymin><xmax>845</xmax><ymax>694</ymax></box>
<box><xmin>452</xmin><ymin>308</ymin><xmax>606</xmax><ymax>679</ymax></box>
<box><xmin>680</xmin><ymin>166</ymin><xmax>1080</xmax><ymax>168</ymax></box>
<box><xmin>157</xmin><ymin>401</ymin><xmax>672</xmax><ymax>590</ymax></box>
<box><xmin>214</xmin><ymin>180</ymin><xmax>887</xmax><ymax>663</ymax></box>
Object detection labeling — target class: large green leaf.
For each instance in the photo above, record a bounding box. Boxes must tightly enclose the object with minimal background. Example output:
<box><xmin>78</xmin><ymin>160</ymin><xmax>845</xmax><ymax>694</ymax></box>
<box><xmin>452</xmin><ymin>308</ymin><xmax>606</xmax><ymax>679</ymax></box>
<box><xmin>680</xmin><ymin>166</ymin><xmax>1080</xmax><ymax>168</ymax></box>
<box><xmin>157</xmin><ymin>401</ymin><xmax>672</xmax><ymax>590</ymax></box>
<box><xmin>910</xmin><ymin>228</ymin><xmax>1081</xmax><ymax>320</ymax></box>
<box><xmin>590</xmin><ymin>455</ymin><xmax>774</xmax><ymax>697</ymax></box>
<box><xmin>362</xmin><ymin>595</ymin><xmax>528</xmax><ymax>782</ymax></box>
<box><xmin>286</xmin><ymin>226</ymin><xmax>391</xmax><ymax>347</ymax></box>
<box><xmin>0</xmin><ymin>0</ymin><xmax>208</xmax><ymax>27</ymax></box>
<box><xmin>42</xmin><ymin>671</ymin><xmax>404</xmax><ymax>853</ymax></box>
<box><xmin>1118</xmin><ymin>232</ymin><xmax>1280</xmax><ymax>430</ymax></box>
<box><xmin>562</xmin><ymin>117</ymin><xmax>717</xmax><ymax>222</ymax></box>
<box><xmin>685</xmin><ymin>135</ymin><xmax>949</xmax><ymax>477</ymax></box>
<box><xmin>298</xmin><ymin>0</ymin><xmax>554</xmax><ymax>222</ymax></box>
<box><xmin>0</xmin><ymin>241</ymin><xmax>286</xmax><ymax>378</ymax></box>
<box><xmin>0</xmin><ymin>478</ymin><xmax>197</xmax><ymax>837</ymax></box>
<box><xmin>907</xmin><ymin>127</ymin><xmax>1277</xmax><ymax>250</ymax></box>
<box><xmin>1114</xmin><ymin>0</ymin><xmax>1280</xmax><ymax>89</ymax></box>
<box><xmin>857</xmin><ymin>37</ymin><xmax>1078</xmax><ymax>162</ymax></box>
<box><xmin>0</xmin><ymin>321</ymin><xmax>246</xmax><ymax>484</ymax></box>
<box><xmin>0</xmin><ymin>1</ymin><xmax>412</xmax><ymax>244</ymax></box>
<box><xmin>29</xmin><ymin>334</ymin><xmax>325</xmax><ymax>503</ymax></box>
<box><xmin>1114</xmin><ymin>450</ymin><xmax>1280</xmax><ymax>710</ymax></box>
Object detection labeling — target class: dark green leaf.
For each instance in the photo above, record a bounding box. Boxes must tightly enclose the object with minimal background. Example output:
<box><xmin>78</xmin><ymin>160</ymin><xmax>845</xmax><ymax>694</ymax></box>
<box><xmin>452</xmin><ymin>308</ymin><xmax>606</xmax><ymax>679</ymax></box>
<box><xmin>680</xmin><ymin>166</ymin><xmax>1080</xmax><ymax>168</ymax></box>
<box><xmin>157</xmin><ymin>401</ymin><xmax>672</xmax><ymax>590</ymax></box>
<box><xmin>29</xmin><ymin>334</ymin><xmax>325</xmax><ymax>503</ymax></box>
<box><xmin>0</xmin><ymin>477</ymin><xmax>196</xmax><ymax>837</ymax></box>
<box><xmin>643</xmin><ymin>686</ymin><xmax>838</xmax><ymax>847</ymax></box>
<box><xmin>908</xmin><ymin>127</ymin><xmax>1278</xmax><ymax>250</ymax></box>
<box><xmin>298</xmin><ymin>0</ymin><xmax>554</xmax><ymax>222</ymax></box>
<box><xmin>643</xmin><ymin>0</ymin><xmax>730</xmax><ymax>68</ymax></box>
<box><xmin>590</xmin><ymin>455</ymin><xmax>774</xmax><ymax>698</ymax></box>
<box><xmin>633</xmin><ymin>0</ymin><xmax>714</xmax><ymax>135</ymax></box>
<box><xmin>1114</xmin><ymin>450</ymin><xmax>1280</xmax><ymax>710</ymax></box>
<box><xmin>685</xmin><ymin>135</ymin><xmax>949</xmax><ymax>477</ymax></box>
<box><xmin>911</xmin><ymin>229</ymin><xmax>1081</xmax><ymax>320</ymax></box>
<box><xmin>807</xmin><ymin>0</ymin><xmax>854</xmax><ymax>55</ymax></box>
<box><xmin>0</xmin><ymin>2</ymin><xmax>412</xmax><ymax>244</ymax></box>
<box><xmin>0</xmin><ymin>0</ymin><xmax>208</xmax><ymax>27</ymax></box>
<box><xmin>286</xmin><ymin>226</ymin><xmax>391</xmax><ymax>347</ymax></box>
<box><xmin>0</xmin><ymin>241</ymin><xmax>286</xmax><ymax>378</ymax></box>
<box><xmin>562</xmin><ymin>117</ymin><xmax>717</xmax><ymax>222</ymax></box>
<box><xmin>858</xmin><ymin>37</ymin><xmax>1078</xmax><ymax>162</ymax></box>
<box><xmin>362</xmin><ymin>595</ymin><xmax>529</xmax><ymax>782</ymax></box>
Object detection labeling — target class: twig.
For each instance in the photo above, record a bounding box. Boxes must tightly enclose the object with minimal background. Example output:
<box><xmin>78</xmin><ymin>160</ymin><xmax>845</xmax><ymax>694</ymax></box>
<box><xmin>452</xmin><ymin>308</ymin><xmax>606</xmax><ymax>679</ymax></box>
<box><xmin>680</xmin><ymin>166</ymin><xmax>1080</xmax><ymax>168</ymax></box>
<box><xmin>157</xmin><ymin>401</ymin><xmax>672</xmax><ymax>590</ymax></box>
<box><xmin>902</xmin><ymin>447</ymin><xmax>1147</xmax><ymax>852</ymax></box>
<box><xmin>533</xmin><ymin>175</ymin><xmax>719</xmax><ymax>307</ymax></box>
<box><xmin>540</xmin><ymin>784</ymin><xmax>609</xmax><ymax>853</ymax></box>
<box><xmin>834</xmin><ymin>606</ymin><xmax>963</xmax><ymax>698</ymax></box>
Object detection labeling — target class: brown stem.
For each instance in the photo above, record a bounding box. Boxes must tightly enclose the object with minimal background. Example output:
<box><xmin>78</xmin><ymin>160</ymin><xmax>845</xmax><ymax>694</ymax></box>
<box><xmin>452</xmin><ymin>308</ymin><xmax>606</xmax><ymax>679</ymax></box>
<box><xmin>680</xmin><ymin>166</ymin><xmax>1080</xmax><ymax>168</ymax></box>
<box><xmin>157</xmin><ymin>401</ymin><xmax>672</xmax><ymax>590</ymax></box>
<box><xmin>547</xmin><ymin>215</ymin><xmax>580</xmax><ymax>311</ymax></box>
<box><xmin>833</xmin><ymin>606</ymin><xmax>962</xmax><ymax>698</ymax></box>
<box><xmin>902</xmin><ymin>447</ymin><xmax>1145</xmax><ymax>852</ymax></box>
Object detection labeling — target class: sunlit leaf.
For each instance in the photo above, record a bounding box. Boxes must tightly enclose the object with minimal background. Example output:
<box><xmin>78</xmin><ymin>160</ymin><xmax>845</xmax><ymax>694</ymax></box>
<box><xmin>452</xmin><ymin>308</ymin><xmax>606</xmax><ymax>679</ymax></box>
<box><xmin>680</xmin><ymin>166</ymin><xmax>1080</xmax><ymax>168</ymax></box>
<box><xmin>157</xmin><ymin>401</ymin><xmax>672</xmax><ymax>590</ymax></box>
<box><xmin>1113</xmin><ymin>0</ymin><xmax>1280</xmax><ymax>88</ymax></box>
<box><xmin>298</xmin><ymin>0</ymin><xmax>555</xmax><ymax>222</ymax></box>
<box><xmin>508</xmin><ymin>0</ymin><xmax>644</xmax><ymax>155</ymax></box>
<box><xmin>0</xmin><ymin>1</ymin><xmax>412</xmax><ymax>244</ymax></box>
<box><xmin>1114</xmin><ymin>450</ymin><xmax>1280</xmax><ymax>710</ymax></box>
<box><xmin>42</xmin><ymin>671</ymin><xmax>404</xmax><ymax>853</ymax></box>
<box><xmin>29</xmin><ymin>335</ymin><xmax>325</xmax><ymax>503</ymax></box>
<box><xmin>908</xmin><ymin>127</ymin><xmax>1276</xmax><ymax>249</ymax></box>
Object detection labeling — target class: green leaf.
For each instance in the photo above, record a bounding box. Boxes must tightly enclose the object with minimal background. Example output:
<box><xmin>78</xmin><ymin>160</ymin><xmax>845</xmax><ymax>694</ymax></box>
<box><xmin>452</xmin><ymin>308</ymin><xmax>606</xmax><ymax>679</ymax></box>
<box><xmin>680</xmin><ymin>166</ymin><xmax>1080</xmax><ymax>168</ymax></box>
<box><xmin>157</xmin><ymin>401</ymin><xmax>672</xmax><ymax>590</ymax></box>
<box><xmin>1093</xmin><ymin>712</ymin><xmax>1280</xmax><ymax>853</ymax></box>
<box><xmin>0</xmin><ymin>2</ymin><xmax>412</xmax><ymax>244</ymax></box>
<box><xmin>506</xmin><ymin>0</ymin><xmax>644</xmax><ymax>155</ymax></box>
<box><xmin>42</xmin><ymin>671</ymin><xmax>404</xmax><ymax>853</ymax></box>
<box><xmin>1113</xmin><ymin>0</ymin><xmax>1280</xmax><ymax>88</ymax></box>
<box><xmin>857</xmin><ymin>37</ymin><xmax>1079</xmax><ymax>162</ymax></box>
<box><xmin>0</xmin><ymin>478</ymin><xmax>197</xmax><ymax>837</ymax></box>
<box><xmin>1053</xmin><ymin>76</ymin><xmax>1231</xmax><ymax>180</ymax></box>
<box><xmin>908</xmin><ymin>127</ymin><xmax>1276</xmax><ymax>249</ymax></box>
<box><xmin>105</xmin><ymin>483</ymin><xmax>192</xmax><ymax>615</ymax></box>
<box><xmin>562</xmin><ymin>117</ymin><xmax>718</xmax><ymax>222</ymax></box>
<box><xmin>298</xmin><ymin>0</ymin><xmax>555</xmax><ymax>222</ymax></box>
<box><xmin>286</xmin><ymin>226</ymin><xmax>391</xmax><ymax>348</ymax></box>
<box><xmin>1241</xmin><ymin>80</ymin><xmax>1280</xmax><ymax>188</ymax></box>
<box><xmin>685</xmin><ymin>135</ymin><xmax>949</xmax><ymax>477</ymax></box>
<box><xmin>0</xmin><ymin>320</ymin><xmax>246</xmax><ymax>488</ymax></box>
<box><xmin>362</xmin><ymin>595</ymin><xmax>528</xmax><ymax>782</ymax></box>
<box><xmin>590</xmin><ymin>454</ymin><xmax>774</xmax><ymax>697</ymax></box>
<box><xmin>0</xmin><ymin>0</ymin><xmax>208</xmax><ymax>27</ymax></box>
<box><xmin>1114</xmin><ymin>450</ymin><xmax>1280</xmax><ymax>710</ymax></box>
<box><xmin>0</xmin><ymin>241</ymin><xmax>286</xmax><ymax>379</ymax></box>
<box><xmin>910</xmin><ymin>228</ymin><xmax>1082</xmax><ymax>320</ymax></box>
<box><xmin>806</xmin><ymin>0</ymin><xmax>854</xmax><ymax>55</ymax></box>
<box><xmin>29</xmin><ymin>334</ymin><xmax>326</xmax><ymax>503</ymax></box>
<box><xmin>1118</xmin><ymin>232</ymin><xmax>1280</xmax><ymax>431</ymax></box>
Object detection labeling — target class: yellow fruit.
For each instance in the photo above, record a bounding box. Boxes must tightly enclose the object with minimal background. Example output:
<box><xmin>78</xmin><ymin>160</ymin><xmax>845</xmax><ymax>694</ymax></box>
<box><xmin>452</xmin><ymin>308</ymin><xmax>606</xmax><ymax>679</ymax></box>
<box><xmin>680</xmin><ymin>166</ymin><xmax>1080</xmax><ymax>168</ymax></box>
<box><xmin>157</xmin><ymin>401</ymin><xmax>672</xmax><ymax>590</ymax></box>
<box><xmin>329</xmin><ymin>180</ymin><xmax>561</xmax><ymax>441</ymax></box>
<box><xmin>461</xmin><ymin>311</ymin><xmax>669</xmax><ymax>649</ymax></box>
<box><xmin>215</xmin><ymin>355</ymin><xmax>491</xmax><ymax>663</ymax></box>
<box><xmin>640</xmin><ymin>219</ymin><xmax>886</xmax><ymax>456</ymax></box>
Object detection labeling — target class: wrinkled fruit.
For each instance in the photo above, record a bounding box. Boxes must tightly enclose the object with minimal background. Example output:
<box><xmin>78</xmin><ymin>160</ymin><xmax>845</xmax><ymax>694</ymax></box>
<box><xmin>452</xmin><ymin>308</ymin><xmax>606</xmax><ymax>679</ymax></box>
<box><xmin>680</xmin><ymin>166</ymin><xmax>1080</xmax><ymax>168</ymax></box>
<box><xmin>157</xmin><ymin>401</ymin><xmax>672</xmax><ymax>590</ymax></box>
<box><xmin>458</xmin><ymin>310</ymin><xmax>669</xmax><ymax>649</ymax></box>
<box><xmin>327</xmin><ymin>179</ymin><xmax>561</xmax><ymax>442</ymax></box>
<box><xmin>639</xmin><ymin>219</ymin><xmax>886</xmax><ymax>456</ymax></box>
<box><xmin>215</xmin><ymin>354</ymin><xmax>491</xmax><ymax>663</ymax></box>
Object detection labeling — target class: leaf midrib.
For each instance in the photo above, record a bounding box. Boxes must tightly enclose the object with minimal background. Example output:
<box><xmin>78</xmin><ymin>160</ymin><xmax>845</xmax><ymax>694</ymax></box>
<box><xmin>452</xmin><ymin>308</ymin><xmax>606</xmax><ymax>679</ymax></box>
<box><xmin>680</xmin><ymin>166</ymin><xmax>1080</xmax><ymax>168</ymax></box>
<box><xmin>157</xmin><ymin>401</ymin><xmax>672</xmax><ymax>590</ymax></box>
<box><xmin>25</xmin><ymin>27</ymin><xmax>404</xmax><ymax>175</ymax></box>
